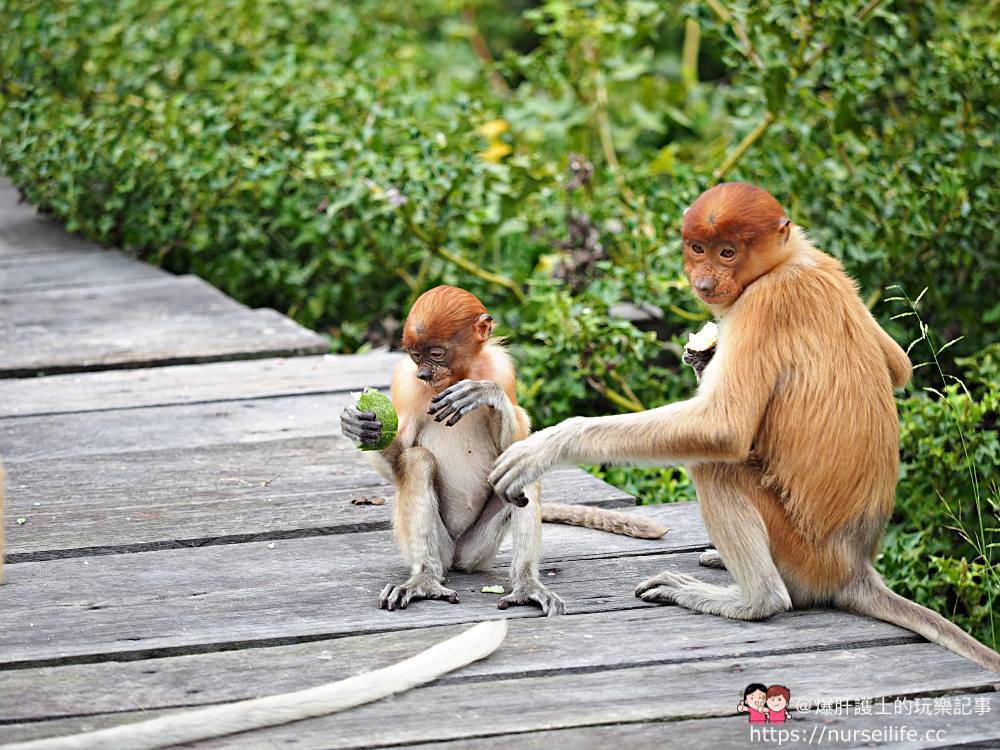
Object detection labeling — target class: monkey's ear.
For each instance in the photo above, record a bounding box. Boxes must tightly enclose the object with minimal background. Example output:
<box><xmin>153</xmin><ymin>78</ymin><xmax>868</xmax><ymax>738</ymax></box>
<box><xmin>474</xmin><ymin>313</ymin><xmax>494</xmax><ymax>342</ymax></box>
<box><xmin>778</xmin><ymin>217</ymin><xmax>792</xmax><ymax>244</ymax></box>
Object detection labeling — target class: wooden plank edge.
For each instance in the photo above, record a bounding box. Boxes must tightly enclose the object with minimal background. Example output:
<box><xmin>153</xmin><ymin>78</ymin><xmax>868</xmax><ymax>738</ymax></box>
<box><xmin>0</xmin><ymin>340</ymin><xmax>330</xmax><ymax>380</ymax></box>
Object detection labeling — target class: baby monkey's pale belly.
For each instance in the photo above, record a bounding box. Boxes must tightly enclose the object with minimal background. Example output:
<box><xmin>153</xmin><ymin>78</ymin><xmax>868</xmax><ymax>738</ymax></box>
<box><xmin>415</xmin><ymin>408</ymin><xmax>497</xmax><ymax>538</ymax></box>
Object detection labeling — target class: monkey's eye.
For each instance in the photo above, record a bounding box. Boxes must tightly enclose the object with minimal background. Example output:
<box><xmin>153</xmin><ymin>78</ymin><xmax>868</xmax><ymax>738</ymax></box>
<box><xmin>429</xmin><ymin>347</ymin><xmax>446</xmax><ymax>360</ymax></box>
<box><xmin>690</xmin><ymin>242</ymin><xmax>704</xmax><ymax>254</ymax></box>
<box><xmin>720</xmin><ymin>247</ymin><xmax>736</xmax><ymax>259</ymax></box>
<box><xmin>408</xmin><ymin>350</ymin><xmax>420</xmax><ymax>362</ymax></box>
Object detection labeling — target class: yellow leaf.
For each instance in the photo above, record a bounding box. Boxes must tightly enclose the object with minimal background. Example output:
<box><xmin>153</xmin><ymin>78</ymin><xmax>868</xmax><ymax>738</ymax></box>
<box><xmin>478</xmin><ymin>119</ymin><xmax>509</xmax><ymax>138</ymax></box>
<box><xmin>479</xmin><ymin>142</ymin><xmax>512</xmax><ymax>163</ymax></box>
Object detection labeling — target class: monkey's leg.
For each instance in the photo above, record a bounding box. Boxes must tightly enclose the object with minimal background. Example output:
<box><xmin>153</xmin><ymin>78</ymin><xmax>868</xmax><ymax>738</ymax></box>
<box><xmin>501</xmin><ymin>484</ymin><xmax>565</xmax><ymax>616</ymax></box>
<box><xmin>452</xmin><ymin>492</ymin><xmax>511</xmax><ymax>573</ymax></box>
<box><xmin>635</xmin><ymin>464</ymin><xmax>791</xmax><ymax>620</ymax></box>
<box><xmin>379</xmin><ymin>447</ymin><xmax>459</xmax><ymax>611</ymax></box>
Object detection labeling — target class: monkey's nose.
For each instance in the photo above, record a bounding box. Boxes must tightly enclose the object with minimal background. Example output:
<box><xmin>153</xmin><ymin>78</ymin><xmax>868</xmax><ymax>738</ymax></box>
<box><xmin>695</xmin><ymin>277</ymin><xmax>717</xmax><ymax>292</ymax></box>
<box><xmin>417</xmin><ymin>369</ymin><xmax>433</xmax><ymax>382</ymax></box>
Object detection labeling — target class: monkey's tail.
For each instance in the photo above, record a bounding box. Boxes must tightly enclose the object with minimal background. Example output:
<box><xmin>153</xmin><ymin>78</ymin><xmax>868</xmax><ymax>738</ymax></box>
<box><xmin>837</xmin><ymin>567</ymin><xmax>1000</xmax><ymax>674</ymax></box>
<box><xmin>0</xmin><ymin>620</ymin><xmax>508</xmax><ymax>750</ymax></box>
<box><xmin>541</xmin><ymin>503</ymin><xmax>668</xmax><ymax>539</ymax></box>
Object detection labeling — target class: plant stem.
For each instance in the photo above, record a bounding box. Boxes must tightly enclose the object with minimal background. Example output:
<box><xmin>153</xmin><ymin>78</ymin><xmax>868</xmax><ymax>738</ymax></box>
<box><xmin>681</xmin><ymin>18</ymin><xmax>701</xmax><ymax>92</ymax></box>
<box><xmin>462</xmin><ymin>7</ymin><xmax>510</xmax><ymax>95</ymax></box>
<box><xmin>712</xmin><ymin>111</ymin><xmax>774</xmax><ymax>182</ymax></box>
<box><xmin>435</xmin><ymin>245</ymin><xmax>528</xmax><ymax>304</ymax></box>
<box><xmin>401</xmin><ymin>206</ymin><xmax>527</xmax><ymax>303</ymax></box>
<box><xmin>586</xmin><ymin>376</ymin><xmax>645</xmax><ymax>412</ymax></box>
<box><xmin>703</xmin><ymin>0</ymin><xmax>764</xmax><ymax>70</ymax></box>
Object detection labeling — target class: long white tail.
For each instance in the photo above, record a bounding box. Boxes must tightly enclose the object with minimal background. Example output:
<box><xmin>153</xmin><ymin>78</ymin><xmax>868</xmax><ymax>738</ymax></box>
<box><xmin>839</xmin><ymin>567</ymin><xmax>1000</xmax><ymax>673</ymax></box>
<box><xmin>1</xmin><ymin>620</ymin><xmax>508</xmax><ymax>750</ymax></box>
<box><xmin>541</xmin><ymin>502</ymin><xmax>668</xmax><ymax>539</ymax></box>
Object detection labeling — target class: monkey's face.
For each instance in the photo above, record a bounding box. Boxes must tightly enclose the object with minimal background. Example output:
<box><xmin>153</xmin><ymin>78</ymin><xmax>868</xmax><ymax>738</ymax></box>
<box><xmin>682</xmin><ymin>236</ymin><xmax>749</xmax><ymax>307</ymax></box>
<box><xmin>405</xmin><ymin>342</ymin><xmax>456</xmax><ymax>390</ymax></box>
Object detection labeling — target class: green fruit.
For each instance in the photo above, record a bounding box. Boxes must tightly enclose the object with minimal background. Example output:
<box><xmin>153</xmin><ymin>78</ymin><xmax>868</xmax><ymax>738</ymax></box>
<box><xmin>356</xmin><ymin>387</ymin><xmax>398</xmax><ymax>451</ymax></box>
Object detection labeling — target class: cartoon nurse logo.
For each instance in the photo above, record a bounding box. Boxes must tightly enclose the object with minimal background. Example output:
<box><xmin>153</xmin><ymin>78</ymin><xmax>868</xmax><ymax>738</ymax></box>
<box><xmin>737</xmin><ymin>684</ymin><xmax>769</xmax><ymax>724</ymax></box>
<box><xmin>738</xmin><ymin>683</ymin><xmax>792</xmax><ymax>724</ymax></box>
<box><xmin>766</xmin><ymin>685</ymin><xmax>791</xmax><ymax>724</ymax></box>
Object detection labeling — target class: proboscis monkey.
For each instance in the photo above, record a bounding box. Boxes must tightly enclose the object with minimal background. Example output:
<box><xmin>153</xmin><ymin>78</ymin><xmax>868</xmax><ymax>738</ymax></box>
<box><xmin>341</xmin><ymin>285</ymin><xmax>666</xmax><ymax>615</ymax></box>
<box><xmin>490</xmin><ymin>183</ymin><xmax>1000</xmax><ymax>671</ymax></box>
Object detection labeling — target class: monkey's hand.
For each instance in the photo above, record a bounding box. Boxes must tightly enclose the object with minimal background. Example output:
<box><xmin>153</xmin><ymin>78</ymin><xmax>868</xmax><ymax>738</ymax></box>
<box><xmin>379</xmin><ymin>574</ymin><xmax>460</xmax><ymax>611</ymax></box>
<box><xmin>427</xmin><ymin>379</ymin><xmax>504</xmax><ymax>426</ymax></box>
<box><xmin>490</xmin><ymin>420</ymin><xmax>578</xmax><ymax>506</ymax></box>
<box><xmin>498</xmin><ymin>580</ymin><xmax>566</xmax><ymax>617</ymax></box>
<box><xmin>340</xmin><ymin>405</ymin><xmax>383</xmax><ymax>448</ymax></box>
<box><xmin>682</xmin><ymin>346</ymin><xmax>715</xmax><ymax>383</ymax></box>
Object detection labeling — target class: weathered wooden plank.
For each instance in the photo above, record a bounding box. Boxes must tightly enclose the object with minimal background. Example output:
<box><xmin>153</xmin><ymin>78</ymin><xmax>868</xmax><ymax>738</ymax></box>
<box><xmin>0</xmin><ymin>393</ymin><xmax>353</xmax><ymax>461</ymax></box>
<box><xmin>0</xmin><ymin>250</ymin><xmax>166</xmax><ymax>292</ymax></box>
<box><xmin>0</xmin><ymin>308</ymin><xmax>328</xmax><ymax>377</ymax></box>
<box><xmin>3</xmin><ymin>647</ymin><xmax>995</xmax><ymax>748</ymax></box>
<box><xmin>0</xmin><ymin>275</ymin><xmax>243</xmax><ymax>326</ymax></box>
<box><xmin>3</xmin><ymin>434</ymin><xmax>639</xmax><ymax>557</ymax></box>
<box><xmin>0</xmin><ymin>542</ymin><xmax>726</xmax><ymax>666</ymax></box>
<box><xmin>0</xmin><ymin>353</ymin><xmax>401</xmax><ymax>417</ymax></box>
<box><xmin>0</xmin><ymin>608</ymin><xmax>918</xmax><ymax>722</ymax></box>
<box><xmin>413</xmin><ymin>694</ymin><xmax>1000</xmax><ymax>750</ymax></box>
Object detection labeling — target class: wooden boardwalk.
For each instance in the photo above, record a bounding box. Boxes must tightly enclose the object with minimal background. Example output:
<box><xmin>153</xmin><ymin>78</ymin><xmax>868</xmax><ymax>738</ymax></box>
<box><xmin>0</xmin><ymin>176</ymin><xmax>997</xmax><ymax>749</ymax></box>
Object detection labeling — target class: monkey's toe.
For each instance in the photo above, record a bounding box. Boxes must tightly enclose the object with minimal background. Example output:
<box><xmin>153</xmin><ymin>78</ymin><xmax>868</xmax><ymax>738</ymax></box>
<box><xmin>698</xmin><ymin>549</ymin><xmax>727</xmax><ymax>569</ymax></box>
<box><xmin>637</xmin><ymin>585</ymin><xmax>678</xmax><ymax>605</ymax></box>
<box><xmin>635</xmin><ymin>570</ymin><xmax>698</xmax><ymax>598</ymax></box>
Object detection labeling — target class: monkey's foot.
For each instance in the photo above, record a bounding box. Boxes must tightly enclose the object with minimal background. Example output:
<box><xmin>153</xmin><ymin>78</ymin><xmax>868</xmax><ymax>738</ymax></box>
<box><xmin>378</xmin><ymin>578</ymin><xmax>460</xmax><ymax>611</ymax></box>
<box><xmin>698</xmin><ymin>549</ymin><xmax>727</xmax><ymax>569</ymax></box>
<box><xmin>635</xmin><ymin>570</ymin><xmax>788</xmax><ymax>621</ymax></box>
<box><xmin>498</xmin><ymin>582</ymin><xmax>566</xmax><ymax>617</ymax></box>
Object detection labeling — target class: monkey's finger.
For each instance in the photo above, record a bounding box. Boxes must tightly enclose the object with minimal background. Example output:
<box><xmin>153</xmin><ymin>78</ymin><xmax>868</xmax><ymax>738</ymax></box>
<box><xmin>496</xmin><ymin>475</ymin><xmax>529</xmax><ymax>505</ymax></box>
<box><xmin>431</xmin><ymin>393</ymin><xmax>477</xmax><ymax>421</ymax></box>
<box><xmin>343</xmin><ymin>413</ymin><xmax>380</xmax><ymax>430</ymax></box>
<box><xmin>343</xmin><ymin>408</ymin><xmax>378</xmax><ymax>422</ymax></box>
<box><xmin>430</xmin><ymin>380</ymin><xmax>475</xmax><ymax>404</ymax></box>
<box><xmin>443</xmin><ymin>398</ymin><xmax>481</xmax><ymax>425</ymax></box>
<box><xmin>342</xmin><ymin>413</ymin><xmax>381</xmax><ymax>433</ymax></box>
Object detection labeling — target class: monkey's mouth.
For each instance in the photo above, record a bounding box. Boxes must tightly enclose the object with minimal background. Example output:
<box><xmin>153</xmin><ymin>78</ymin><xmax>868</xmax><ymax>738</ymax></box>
<box><xmin>697</xmin><ymin>290</ymin><xmax>730</xmax><ymax>302</ymax></box>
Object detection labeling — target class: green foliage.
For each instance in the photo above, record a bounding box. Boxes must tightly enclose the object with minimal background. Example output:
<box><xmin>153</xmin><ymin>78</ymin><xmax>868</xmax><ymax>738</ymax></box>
<box><xmin>884</xmin><ymin>339</ymin><xmax>999</xmax><ymax>649</ymax></box>
<box><xmin>2</xmin><ymin>1</ymin><xmax>998</xmax><ymax>640</ymax></box>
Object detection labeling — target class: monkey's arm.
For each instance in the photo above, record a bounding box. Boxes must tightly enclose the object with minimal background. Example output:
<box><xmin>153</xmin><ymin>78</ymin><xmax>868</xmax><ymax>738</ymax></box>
<box><xmin>489</xmin><ymin>335</ymin><xmax>778</xmax><ymax>503</ymax></box>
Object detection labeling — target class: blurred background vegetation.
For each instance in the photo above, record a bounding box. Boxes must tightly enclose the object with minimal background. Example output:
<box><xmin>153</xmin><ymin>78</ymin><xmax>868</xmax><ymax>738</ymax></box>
<box><xmin>1</xmin><ymin>0</ymin><xmax>996</xmax><ymax>645</ymax></box>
